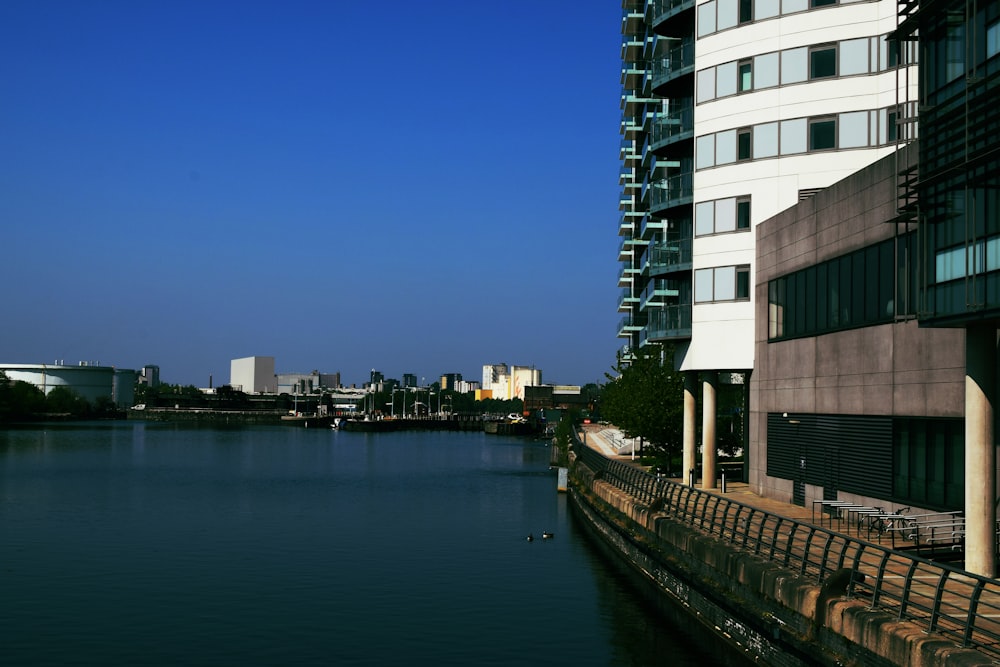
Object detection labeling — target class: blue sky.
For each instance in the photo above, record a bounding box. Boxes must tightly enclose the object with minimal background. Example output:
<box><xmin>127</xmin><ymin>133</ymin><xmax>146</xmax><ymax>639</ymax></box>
<box><xmin>1</xmin><ymin>1</ymin><xmax>622</xmax><ymax>388</ymax></box>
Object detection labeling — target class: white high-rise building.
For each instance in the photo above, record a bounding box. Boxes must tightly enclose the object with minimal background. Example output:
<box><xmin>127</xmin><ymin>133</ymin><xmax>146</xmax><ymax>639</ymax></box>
<box><xmin>617</xmin><ymin>0</ymin><xmax>915</xmax><ymax>481</ymax></box>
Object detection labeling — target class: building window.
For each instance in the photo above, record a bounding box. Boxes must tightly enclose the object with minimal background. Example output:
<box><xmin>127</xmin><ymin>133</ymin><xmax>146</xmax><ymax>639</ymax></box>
<box><xmin>695</xmin><ymin>265</ymin><xmax>751</xmax><ymax>302</ymax></box>
<box><xmin>737</xmin><ymin>198</ymin><xmax>751</xmax><ymax>229</ymax></box>
<box><xmin>695</xmin><ymin>196</ymin><xmax>752</xmax><ymax>235</ymax></box>
<box><xmin>739</xmin><ymin>0</ymin><xmax>753</xmax><ymax>23</ymax></box>
<box><xmin>810</xmin><ymin>0</ymin><xmax>836</xmax><ymax>6</ymax></box>
<box><xmin>810</xmin><ymin>45</ymin><xmax>837</xmax><ymax>78</ymax></box>
<box><xmin>894</xmin><ymin>418</ymin><xmax>965</xmax><ymax>509</ymax></box>
<box><xmin>768</xmin><ymin>235</ymin><xmax>913</xmax><ymax>341</ymax></box>
<box><xmin>738</xmin><ymin>59</ymin><xmax>753</xmax><ymax>91</ymax></box>
<box><xmin>738</xmin><ymin>128</ymin><xmax>752</xmax><ymax>160</ymax></box>
<box><xmin>808</xmin><ymin>117</ymin><xmax>836</xmax><ymax>150</ymax></box>
<box><xmin>988</xmin><ymin>20</ymin><xmax>999</xmax><ymax>59</ymax></box>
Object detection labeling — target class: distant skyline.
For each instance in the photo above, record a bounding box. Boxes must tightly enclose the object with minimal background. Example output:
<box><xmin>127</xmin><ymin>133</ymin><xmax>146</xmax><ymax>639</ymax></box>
<box><xmin>0</xmin><ymin>2</ymin><xmax>622</xmax><ymax>388</ymax></box>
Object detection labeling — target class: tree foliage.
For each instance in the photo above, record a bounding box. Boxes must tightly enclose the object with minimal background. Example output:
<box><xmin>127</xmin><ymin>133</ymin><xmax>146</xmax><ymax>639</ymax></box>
<box><xmin>601</xmin><ymin>344</ymin><xmax>685</xmax><ymax>458</ymax></box>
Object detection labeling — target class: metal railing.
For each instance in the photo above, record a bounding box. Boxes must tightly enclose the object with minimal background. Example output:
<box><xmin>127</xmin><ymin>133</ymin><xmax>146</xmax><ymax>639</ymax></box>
<box><xmin>572</xmin><ymin>438</ymin><xmax>1000</xmax><ymax>661</ymax></box>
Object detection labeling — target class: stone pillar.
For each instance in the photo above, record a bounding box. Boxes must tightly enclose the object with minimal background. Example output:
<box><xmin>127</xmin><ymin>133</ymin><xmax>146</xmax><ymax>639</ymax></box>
<box><xmin>965</xmin><ymin>324</ymin><xmax>997</xmax><ymax>577</ymax></box>
<box><xmin>683</xmin><ymin>371</ymin><xmax>697</xmax><ymax>486</ymax></box>
<box><xmin>702</xmin><ymin>372</ymin><xmax>718</xmax><ymax>490</ymax></box>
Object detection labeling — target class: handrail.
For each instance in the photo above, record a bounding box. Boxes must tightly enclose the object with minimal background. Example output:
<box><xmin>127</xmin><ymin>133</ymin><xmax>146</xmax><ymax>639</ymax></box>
<box><xmin>571</xmin><ymin>436</ymin><xmax>1000</xmax><ymax>660</ymax></box>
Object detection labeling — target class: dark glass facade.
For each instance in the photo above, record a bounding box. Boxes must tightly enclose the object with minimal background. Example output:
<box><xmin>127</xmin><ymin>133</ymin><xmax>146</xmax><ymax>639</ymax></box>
<box><xmin>767</xmin><ymin>233</ymin><xmax>918</xmax><ymax>341</ymax></box>
<box><xmin>916</xmin><ymin>0</ymin><xmax>1000</xmax><ymax>325</ymax></box>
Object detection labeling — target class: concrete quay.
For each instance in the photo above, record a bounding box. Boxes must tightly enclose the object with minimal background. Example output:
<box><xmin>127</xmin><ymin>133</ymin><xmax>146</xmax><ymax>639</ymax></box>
<box><xmin>571</xmin><ymin>425</ymin><xmax>998</xmax><ymax>666</ymax></box>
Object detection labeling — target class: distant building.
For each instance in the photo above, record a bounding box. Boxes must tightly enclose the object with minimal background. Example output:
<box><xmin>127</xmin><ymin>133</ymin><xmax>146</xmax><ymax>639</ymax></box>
<box><xmin>1</xmin><ymin>362</ymin><xmax>137</xmax><ymax>408</ymax></box>
<box><xmin>370</xmin><ymin>369</ymin><xmax>384</xmax><ymax>386</ymax></box>
<box><xmin>138</xmin><ymin>365</ymin><xmax>160</xmax><ymax>388</ymax></box>
<box><xmin>524</xmin><ymin>385</ymin><xmax>588</xmax><ymax>413</ymax></box>
<box><xmin>454</xmin><ymin>379</ymin><xmax>480</xmax><ymax>394</ymax></box>
<box><xmin>480</xmin><ymin>363</ymin><xmax>542</xmax><ymax>400</ymax></box>
<box><xmin>230</xmin><ymin>356</ymin><xmax>277</xmax><ymax>394</ymax></box>
<box><xmin>277</xmin><ymin>371</ymin><xmax>321</xmax><ymax>395</ymax></box>
<box><xmin>439</xmin><ymin>373</ymin><xmax>462</xmax><ymax>390</ymax></box>
<box><xmin>402</xmin><ymin>373</ymin><xmax>417</xmax><ymax>388</ymax></box>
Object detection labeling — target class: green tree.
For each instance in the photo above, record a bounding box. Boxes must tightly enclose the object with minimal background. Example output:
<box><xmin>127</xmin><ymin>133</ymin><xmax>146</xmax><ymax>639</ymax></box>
<box><xmin>0</xmin><ymin>373</ymin><xmax>47</xmax><ymax>422</ymax></box>
<box><xmin>601</xmin><ymin>344</ymin><xmax>685</xmax><ymax>461</ymax></box>
<box><xmin>45</xmin><ymin>386</ymin><xmax>92</xmax><ymax>417</ymax></box>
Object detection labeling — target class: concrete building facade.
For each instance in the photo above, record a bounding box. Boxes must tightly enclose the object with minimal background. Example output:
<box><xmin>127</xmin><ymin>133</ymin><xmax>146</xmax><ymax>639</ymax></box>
<box><xmin>230</xmin><ymin>356</ymin><xmax>277</xmax><ymax>394</ymax></box>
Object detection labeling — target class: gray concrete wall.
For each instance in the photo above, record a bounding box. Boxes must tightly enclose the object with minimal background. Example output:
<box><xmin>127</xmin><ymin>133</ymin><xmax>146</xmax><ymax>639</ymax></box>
<box><xmin>751</xmin><ymin>145</ymin><xmax>965</xmax><ymax>502</ymax></box>
<box><xmin>570</xmin><ymin>461</ymin><xmax>992</xmax><ymax>666</ymax></box>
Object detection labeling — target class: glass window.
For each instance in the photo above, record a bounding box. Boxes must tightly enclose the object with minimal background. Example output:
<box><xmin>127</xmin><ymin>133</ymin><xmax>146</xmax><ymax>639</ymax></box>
<box><xmin>756</xmin><ymin>0</ymin><xmax>779</xmax><ymax>19</ymax></box>
<box><xmin>737</xmin><ymin>198</ymin><xmax>751</xmax><ymax>229</ymax></box>
<box><xmin>810</xmin><ymin>45</ymin><xmax>837</xmax><ymax>78</ymax></box>
<box><xmin>754</xmin><ymin>121</ymin><xmax>779</xmax><ymax>158</ymax></box>
<box><xmin>989</xmin><ymin>21</ymin><xmax>1000</xmax><ymax>59</ymax></box>
<box><xmin>838</xmin><ymin>111</ymin><xmax>868</xmax><ymax>148</ymax></box>
<box><xmin>753</xmin><ymin>52</ymin><xmax>779</xmax><ymax>89</ymax></box>
<box><xmin>717</xmin><ymin>62</ymin><xmax>738</xmax><ymax>98</ymax></box>
<box><xmin>696</xmin><ymin>134</ymin><xmax>716</xmax><ymax>169</ymax></box>
<box><xmin>697</xmin><ymin>68</ymin><xmax>717</xmax><ymax>103</ymax></box>
<box><xmin>780</xmin><ymin>118</ymin><xmax>807</xmax><ymax>154</ymax></box>
<box><xmin>738</xmin><ymin>128</ymin><xmax>752</xmax><ymax>160</ymax></box>
<box><xmin>716</xmin><ymin>129</ymin><xmax>737</xmax><ymax>164</ymax></box>
<box><xmin>840</xmin><ymin>38</ymin><xmax>869</xmax><ymax>75</ymax></box>
<box><xmin>811</xmin><ymin>0</ymin><xmax>836</xmax><ymax>6</ymax></box>
<box><xmin>697</xmin><ymin>1</ymin><xmax>717</xmax><ymax>37</ymax></box>
<box><xmin>809</xmin><ymin>118</ymin><xmax>836</xmax><ymax>150</ymax></box>
<box><xmin>781</xmin><ymin>47</ymin><xmax>808</xmax><ymax>84</ymax></box>
<box><xmin>715</xmin><ymin>266</ymin><xmax>736</xmax><ymax>300</ymax></box>
<box><xmin>717</xmin><ymin>0</ymin><xmax>738</xmax><ymax>30</ymax></box>
<box><xmin>716</xmin><ymin>198</ymin><xmax>737</xmax><ymax>233</ymax></box>
<box><xmin>736</xmin><ymin>266</ymin><xmax>751</xmax><ymax>299</ymax></box>
<box><xmin>739</xmin><ymin>0</ymin><xmax>753</xmax><ymax>23</ymax></box>
<box><xmin>782</xmin><ymin>0</ymin><xmax>808</xmax><ymax>12</ymax></box>
<box><xmin>738</xmin><ymin>60</ymin><xmax>753</xmax><ymax>91</ymax></box>
<box><xmin>695</xmin><ymin>201</ymin><xmax>715</xmax><ymax>236</ymax></box>
<box><xmin>695</xmin><ymin>268</ymin><xmax>714</xmax><ymax>302</ymax></box>
<box><xmin>946</xmin><ymin>18</ymin><xmax>965</xmax><ymax>81</ymax></box>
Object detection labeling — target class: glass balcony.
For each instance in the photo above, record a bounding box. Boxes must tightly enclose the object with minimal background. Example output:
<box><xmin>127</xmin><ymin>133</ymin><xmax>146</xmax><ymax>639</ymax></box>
<box><xmin>651</xmin><ymin>0</ymin><xmax>695</xmax><ymax>27</ymax></box>
<box><xmin>621</xmin><ymin>60</ymin><xmax>649</xmax><ymax>90</ymax></box>
<box><xmin>618</xmin><ymin>288</ymin><xmax>639</xmax><ymax>312</ymax></box>
<box><xmin>617</xmin><ymin>315</ymin><xmax>647</xmax><ymax>338</ymax></box>
<box><xmin>649</xmin><ymin>172</ymin><xmax>693</xmax><ymax>213</ymax></box>
<box><xmin>650</xmin><ymin>236</ymin><xmax>692</xmax><ymax>274</ymax></box>
<box><xmin>617</xmin><ymin>265</ymin><xmax>641</xmax><ymax>287</ymax></box>
<box><xmin>650</xmin><ymin>106</ymin><xmax>693</xmax><ymax>152</ymax></box>
<box><xmin>639</xmin><ymin>278</ymin><xmax>679</xmax><ymax>310</ymax></box>
<box><xmin>643</xmin><ymin>305</ymin><xmax>692</xmax><ymax>342</ymax></box>
<box><xmin>651</xmin><ymin>40</ymin><xmax>694</xmax><ymax>89</ymax></box>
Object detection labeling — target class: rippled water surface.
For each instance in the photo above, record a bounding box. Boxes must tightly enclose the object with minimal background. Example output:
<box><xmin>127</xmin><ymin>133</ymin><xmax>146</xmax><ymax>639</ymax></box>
<box><xmin>2</xmin><ymin>422</ymin><xmax>736</xmax><ymax>666</ymax></box>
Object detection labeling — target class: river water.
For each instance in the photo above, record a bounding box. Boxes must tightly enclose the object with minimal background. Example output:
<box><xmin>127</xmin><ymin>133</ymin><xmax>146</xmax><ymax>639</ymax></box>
<box><xmin>1</xmin><ymin>422</ymin><xmax>739</xmax><ymax>666</ymax></box>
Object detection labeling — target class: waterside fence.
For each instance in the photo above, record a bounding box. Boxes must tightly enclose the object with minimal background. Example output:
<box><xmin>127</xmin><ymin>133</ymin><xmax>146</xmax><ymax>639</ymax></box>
<box><xmin>572</xmin><ymin>438</ymin><xmax>1000</xmax><ymax>662</ymax></box>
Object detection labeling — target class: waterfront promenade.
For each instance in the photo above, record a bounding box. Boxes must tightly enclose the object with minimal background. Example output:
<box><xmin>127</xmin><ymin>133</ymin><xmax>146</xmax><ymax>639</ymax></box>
<box><xmin>575</xmin><ymin>424</ymin><xmax>1000</xmax><ymax>665</ymax></box>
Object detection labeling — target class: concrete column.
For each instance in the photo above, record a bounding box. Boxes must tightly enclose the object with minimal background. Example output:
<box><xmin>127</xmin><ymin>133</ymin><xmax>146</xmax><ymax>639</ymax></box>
<box><xmin>965</xmin><ymin>324</ymin><xmax>997</xmax><ymax>577</ymax></box>
<box><xmin>683</xmin><ymin>371</ymin><xmax>697</xmax><ymax>486</ymax></box>
<box><xmin>702</xmin><ymin>372</ymin><xmax>718</xmax><ymax>490</ymax></box>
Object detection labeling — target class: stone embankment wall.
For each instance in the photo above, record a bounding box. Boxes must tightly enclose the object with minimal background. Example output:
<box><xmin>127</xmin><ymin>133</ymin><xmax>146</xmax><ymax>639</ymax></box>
<box><xmin>570</xmin><ymin>459</ymin><xmax>992</xmax><ymax>667</ymax></box>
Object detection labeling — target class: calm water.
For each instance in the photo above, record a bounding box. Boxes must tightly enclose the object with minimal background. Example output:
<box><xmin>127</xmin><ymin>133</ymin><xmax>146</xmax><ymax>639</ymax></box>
<box><xmin>1</xmin><ymin>422</ymin><xmax>732</xmax><ymax>666</ymax></box>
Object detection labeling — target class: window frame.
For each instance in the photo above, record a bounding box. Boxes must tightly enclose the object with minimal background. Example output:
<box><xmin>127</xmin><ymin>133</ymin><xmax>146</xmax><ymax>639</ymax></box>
<box><xmin>809</xmin><ymin>44</ymin><xmax>838</xmax><ymax>79</ymax></box>
<box><xmin>808</xmin><ymin>116</ymin><xmax>837</xmax><ymax>151</ymax></box>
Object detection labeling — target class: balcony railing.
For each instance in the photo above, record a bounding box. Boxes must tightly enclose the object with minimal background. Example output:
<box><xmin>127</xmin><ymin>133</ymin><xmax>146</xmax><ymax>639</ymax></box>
<box><xmin>651</xmin><ymin>0</ymin><xmax>695</xmax><ymax>25</ymax></box>
<box><xmin>649</xmin><ymin>172</ymin><xmax>693</xmax><ymax>213</ymax></box>
<box><xmin>617</xmin><ymin>315</ymin><xmax>647</xmax><ymax>337</ymax></box>
<box><xmin>644</xmin><ymin>304</ymin><xmax>692</xmax><ymax>340</ymax></box>
<box><xmin>650</xmin><ymin>106</ymin><xmax>694</xmax><ymax>152</ymax></box>
<box><xmin>651</xmin><ymin>40</ymin><xmax>694</xmax><ymax>89</ymax></box>
<box><xmin>650</xmin><ymin>237</ymin><xmax>692</xmax><ymax>273</ymax></box>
